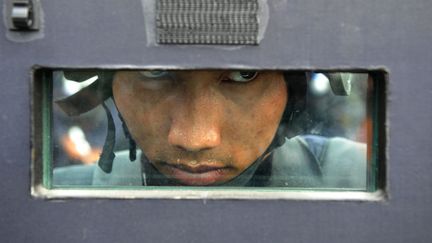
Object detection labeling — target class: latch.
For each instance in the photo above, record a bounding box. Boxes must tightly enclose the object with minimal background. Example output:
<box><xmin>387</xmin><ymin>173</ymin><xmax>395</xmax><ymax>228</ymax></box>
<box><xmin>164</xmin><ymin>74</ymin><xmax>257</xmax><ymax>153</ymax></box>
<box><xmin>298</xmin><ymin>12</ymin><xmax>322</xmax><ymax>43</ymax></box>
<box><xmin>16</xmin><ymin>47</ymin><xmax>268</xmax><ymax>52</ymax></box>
<box><xmin>8</xmin><ymin>0</ymin><xmax>40</xmax><ymax>31</ymax></box>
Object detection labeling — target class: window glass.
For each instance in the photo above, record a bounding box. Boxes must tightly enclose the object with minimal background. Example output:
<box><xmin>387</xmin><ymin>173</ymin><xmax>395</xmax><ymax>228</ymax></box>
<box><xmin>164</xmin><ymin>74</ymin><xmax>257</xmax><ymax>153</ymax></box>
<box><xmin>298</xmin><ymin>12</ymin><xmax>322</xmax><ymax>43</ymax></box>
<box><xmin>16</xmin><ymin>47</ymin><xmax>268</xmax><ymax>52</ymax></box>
<box><xmin>35</xmin><ymin>69</ymin><xmax>384</xmax><ymax>194</ymax></box>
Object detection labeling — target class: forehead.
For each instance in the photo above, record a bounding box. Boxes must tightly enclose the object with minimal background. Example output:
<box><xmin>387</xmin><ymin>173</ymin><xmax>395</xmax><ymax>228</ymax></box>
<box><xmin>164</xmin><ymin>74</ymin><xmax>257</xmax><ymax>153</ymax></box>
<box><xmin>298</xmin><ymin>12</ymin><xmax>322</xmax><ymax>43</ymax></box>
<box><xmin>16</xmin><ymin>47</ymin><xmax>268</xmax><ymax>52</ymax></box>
<box><xmin>113</xmin><ymin>70</ymin><xmax>286</xmax><ymax>85</ymax></box>
<box><xmin>112</xmin><ymin>69</ymin><xmax>287</xmax><ymax>95</ymax></box>
<box><xmin>116</xmin><ymin>70</ymin><xmax>282</xmax><ymax>75</ymax></box>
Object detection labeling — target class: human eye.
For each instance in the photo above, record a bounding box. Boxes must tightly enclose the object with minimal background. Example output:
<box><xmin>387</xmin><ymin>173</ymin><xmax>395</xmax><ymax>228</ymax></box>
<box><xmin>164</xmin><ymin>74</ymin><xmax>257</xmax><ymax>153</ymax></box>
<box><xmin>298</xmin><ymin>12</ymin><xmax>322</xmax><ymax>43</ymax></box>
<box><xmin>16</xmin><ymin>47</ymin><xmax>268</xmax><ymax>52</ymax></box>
<box><xmin>139</xmin><ymin>70</ymin><xmax>170</xmax><ymax>79</ymax></box>
<box><xmin>136</xmin><ymin>70</ymin><xmax>174</xmax><ymax>90</ymax></box>
<box><xmin>225</xmin><ymin>71</ymin><xmax>259</xmax><ymax>83</ymax></box>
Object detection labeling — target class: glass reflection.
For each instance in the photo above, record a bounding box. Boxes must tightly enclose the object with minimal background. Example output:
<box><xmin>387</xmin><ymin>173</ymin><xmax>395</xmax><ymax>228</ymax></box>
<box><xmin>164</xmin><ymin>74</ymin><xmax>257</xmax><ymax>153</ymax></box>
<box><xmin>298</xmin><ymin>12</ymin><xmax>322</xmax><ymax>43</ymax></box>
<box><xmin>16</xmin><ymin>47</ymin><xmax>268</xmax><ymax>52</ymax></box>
<box><xmin>51</xmin><ymin>70</ymin><xmax>373</xmax><ymax>190</ymax></box>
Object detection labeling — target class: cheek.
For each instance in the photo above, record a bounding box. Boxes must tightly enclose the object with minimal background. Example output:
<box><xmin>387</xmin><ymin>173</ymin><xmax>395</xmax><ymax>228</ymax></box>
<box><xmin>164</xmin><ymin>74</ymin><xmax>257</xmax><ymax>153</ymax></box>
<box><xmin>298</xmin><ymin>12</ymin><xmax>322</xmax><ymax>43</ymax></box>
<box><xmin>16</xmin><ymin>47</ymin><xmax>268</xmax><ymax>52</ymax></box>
<box><xmin>113</xmin><ymin>79</ymin><xmax>172</xmax><ymax>155</ymax></box>
<box><xmin>224</xmin><ymin>80</ymin><xmax>287</xmax><ymax>168</ymax></box>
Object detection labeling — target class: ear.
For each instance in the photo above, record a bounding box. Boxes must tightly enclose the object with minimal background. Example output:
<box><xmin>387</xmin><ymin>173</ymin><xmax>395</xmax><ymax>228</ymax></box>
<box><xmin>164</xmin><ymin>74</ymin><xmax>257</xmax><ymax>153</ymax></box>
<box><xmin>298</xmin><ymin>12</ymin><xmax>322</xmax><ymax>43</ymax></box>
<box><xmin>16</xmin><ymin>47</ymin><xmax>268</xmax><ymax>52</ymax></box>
<box><xmin>281</xmin><ymin>72</ymin><xmax>309</xmax><ymax>138</ymax></box>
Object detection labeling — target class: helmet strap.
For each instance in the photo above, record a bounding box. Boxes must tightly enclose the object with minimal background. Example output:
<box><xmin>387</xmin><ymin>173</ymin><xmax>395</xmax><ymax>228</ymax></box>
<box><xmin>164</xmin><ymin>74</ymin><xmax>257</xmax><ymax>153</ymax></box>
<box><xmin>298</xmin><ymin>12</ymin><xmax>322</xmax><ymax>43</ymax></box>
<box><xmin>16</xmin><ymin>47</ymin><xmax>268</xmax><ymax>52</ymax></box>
<box><xmin>118</xmin><ymin>113</ymin><xmax>137</xmax><ymax>161</ymax></box>
<box><xmin>98</xmin><ymin>101</ymin><xmax>116</xmax><ymax>173</ymax></box>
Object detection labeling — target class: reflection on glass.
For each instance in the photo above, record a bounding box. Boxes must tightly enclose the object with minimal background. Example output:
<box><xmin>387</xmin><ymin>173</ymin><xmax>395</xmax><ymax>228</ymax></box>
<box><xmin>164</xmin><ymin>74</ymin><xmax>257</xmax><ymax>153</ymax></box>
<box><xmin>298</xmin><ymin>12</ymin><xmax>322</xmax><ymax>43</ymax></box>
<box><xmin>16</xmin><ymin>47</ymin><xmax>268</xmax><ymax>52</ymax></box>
<box><xmin>51</xmin><ymin>70</ymin><xmax>376</xmax><ymax>190</ymax></box>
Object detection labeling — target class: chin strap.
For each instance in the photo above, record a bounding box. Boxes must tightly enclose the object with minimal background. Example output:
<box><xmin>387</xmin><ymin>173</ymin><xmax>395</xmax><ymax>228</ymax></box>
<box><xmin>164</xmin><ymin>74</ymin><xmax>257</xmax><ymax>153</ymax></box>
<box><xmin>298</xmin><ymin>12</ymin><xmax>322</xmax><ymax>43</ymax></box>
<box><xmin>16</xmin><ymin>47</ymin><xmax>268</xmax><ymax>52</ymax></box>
<box><xmin>118</xmin><ymin>114</ymin><xmax>137</xmax><ymax>161</ymax></box>
<box><xmin>98</xmin><ymin>101</ymin><xmax>116</xmax><ymax>173</ymax></box>
<box><xmin>97</xmin><ymin>102</ymin><xmax>138</xmax><ymax>174</ymax></box>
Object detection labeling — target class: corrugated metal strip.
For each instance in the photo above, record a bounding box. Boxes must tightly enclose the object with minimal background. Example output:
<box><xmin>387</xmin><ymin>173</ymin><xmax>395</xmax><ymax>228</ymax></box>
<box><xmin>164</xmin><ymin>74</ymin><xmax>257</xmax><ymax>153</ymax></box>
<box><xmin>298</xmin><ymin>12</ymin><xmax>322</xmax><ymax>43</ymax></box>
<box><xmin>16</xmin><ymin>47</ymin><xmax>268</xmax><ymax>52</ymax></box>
<box><xmin>156</xmin><ymin>0</ymin><xmax>260</xmax><ymax>45</ymax></box>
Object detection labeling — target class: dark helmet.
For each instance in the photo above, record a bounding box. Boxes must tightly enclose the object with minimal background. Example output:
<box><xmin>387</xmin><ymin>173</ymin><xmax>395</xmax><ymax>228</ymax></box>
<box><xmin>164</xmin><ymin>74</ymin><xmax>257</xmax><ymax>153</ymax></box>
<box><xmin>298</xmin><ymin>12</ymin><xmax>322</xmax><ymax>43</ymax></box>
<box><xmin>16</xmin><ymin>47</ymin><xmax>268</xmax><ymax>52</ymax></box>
<box><xmin>56</xmin><ymin>70</ymin><xmax>345</xmax><ymax>173</ymax></box>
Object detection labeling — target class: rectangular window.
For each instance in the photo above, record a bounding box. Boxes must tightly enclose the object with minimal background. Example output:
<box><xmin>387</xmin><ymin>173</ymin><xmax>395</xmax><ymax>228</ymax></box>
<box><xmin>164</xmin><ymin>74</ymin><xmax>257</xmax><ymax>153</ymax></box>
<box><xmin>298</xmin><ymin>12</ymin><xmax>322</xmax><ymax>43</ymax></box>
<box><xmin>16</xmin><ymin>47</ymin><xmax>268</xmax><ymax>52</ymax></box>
<box><xmin>32</xmin><ymin>69</ymin><xmax>386</xmax><ymax>199</ymax></box>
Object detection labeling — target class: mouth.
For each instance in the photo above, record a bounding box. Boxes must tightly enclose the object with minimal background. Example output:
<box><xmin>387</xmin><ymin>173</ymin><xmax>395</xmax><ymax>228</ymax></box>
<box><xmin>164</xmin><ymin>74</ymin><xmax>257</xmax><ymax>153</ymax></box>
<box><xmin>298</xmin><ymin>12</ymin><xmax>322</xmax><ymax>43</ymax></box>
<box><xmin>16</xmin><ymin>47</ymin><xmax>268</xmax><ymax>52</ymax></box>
<box><xmin>158</xmin><ymin>161</ymin><xmax>233</xmax><ymax>186</ymax></box>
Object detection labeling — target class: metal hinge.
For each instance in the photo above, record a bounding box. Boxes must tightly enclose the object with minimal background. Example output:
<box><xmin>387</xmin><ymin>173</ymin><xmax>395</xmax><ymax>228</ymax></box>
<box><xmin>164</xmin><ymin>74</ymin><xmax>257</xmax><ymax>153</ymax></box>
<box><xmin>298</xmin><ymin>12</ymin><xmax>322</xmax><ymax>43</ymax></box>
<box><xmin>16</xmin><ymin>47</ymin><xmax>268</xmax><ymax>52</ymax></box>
<box><xmin>8</xmin><ymin>0</ymin><xmax>40</xmax><ymax>31</ymax></box>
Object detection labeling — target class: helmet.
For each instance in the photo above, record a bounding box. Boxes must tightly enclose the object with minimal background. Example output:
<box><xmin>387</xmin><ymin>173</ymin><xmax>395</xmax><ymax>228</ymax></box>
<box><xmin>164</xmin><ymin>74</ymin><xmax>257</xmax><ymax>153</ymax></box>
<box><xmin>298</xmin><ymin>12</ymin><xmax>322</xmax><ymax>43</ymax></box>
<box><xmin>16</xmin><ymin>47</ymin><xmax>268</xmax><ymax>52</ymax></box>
<box><xmin>56</xmin><ymin>69</ymin><xmax>347</xmax><ymax>173</ymax></box>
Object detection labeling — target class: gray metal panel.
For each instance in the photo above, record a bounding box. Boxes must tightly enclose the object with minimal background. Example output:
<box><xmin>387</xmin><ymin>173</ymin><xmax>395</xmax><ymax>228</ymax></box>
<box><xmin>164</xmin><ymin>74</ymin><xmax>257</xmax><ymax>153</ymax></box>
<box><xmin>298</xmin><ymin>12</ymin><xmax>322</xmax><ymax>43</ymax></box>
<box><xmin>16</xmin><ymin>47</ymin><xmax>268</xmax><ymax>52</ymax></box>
<box><xmin>0</xmin><ymin>0</ymin><xmax>431</xmax><ymax>242</ymax></box>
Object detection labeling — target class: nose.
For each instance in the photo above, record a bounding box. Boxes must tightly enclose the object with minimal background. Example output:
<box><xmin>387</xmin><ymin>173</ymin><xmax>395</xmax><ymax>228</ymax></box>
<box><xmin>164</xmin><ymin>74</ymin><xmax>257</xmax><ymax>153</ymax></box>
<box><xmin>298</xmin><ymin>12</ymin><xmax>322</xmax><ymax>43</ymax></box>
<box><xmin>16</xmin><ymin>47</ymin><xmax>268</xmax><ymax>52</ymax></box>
<box><xmin>168</xmin><ymin>84</ymin><xmax>222</xmax><ymax>152</ymax></box>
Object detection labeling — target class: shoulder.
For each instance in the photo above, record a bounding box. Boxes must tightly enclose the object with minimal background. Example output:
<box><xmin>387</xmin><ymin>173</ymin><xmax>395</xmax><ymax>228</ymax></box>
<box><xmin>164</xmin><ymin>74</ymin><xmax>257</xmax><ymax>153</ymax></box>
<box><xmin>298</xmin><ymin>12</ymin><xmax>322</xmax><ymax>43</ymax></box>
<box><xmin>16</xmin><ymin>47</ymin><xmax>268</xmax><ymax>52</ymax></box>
<box><xmin>53</xmin><ymin>164</ymin><xmax>96</xmax><ymax>185</ymax></box>
<box><xmin>53</xmin><ymin>150</ymin><xmax>143</xmax><ymax>186</ymax></box>
<box><xmin>319</xmin><ymin>137</ymin><xmax>367</xmax><ymax>188</ymax></box>
<box><xmin>271</xmin><ymin>135</ymin><xmax>367</xmax><ymax>189</ymax></box>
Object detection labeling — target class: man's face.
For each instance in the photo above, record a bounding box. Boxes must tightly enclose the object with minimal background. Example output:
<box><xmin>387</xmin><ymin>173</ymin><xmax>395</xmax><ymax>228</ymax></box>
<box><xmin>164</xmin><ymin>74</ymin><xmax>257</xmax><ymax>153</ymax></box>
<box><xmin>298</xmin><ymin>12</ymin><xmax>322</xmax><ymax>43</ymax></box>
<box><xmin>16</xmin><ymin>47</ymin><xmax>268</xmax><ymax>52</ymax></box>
<box><xmin>112</xmin><ymin>70</ymin><xmax>287</xmax><ymax>186</ymax></box>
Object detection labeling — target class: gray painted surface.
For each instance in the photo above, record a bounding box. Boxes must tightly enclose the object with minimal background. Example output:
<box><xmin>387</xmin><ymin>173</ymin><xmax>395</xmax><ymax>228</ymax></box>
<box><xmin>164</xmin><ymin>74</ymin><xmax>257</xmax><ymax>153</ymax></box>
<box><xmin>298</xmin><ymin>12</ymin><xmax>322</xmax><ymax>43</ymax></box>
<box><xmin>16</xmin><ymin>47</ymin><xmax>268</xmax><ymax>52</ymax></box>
<box><xmin>0</xmin><ymin>0</ymin><xmax>431</xmax><ymax>242</ymax></box>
